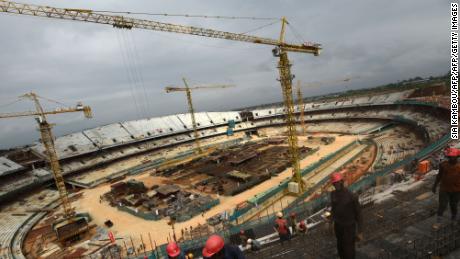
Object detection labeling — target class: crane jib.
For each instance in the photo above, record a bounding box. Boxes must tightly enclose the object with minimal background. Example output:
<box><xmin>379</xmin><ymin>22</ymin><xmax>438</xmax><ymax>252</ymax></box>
<box><xmin>0</xmin><ymin>0</ymin><xmax>321</xmax><ymax>55</ymax></box>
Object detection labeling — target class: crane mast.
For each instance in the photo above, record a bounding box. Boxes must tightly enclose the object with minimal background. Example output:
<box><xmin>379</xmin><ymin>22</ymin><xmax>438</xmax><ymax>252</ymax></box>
<box><xmin>274</xmin><ymin>18</ymin><xmax>303</xmax><ymax>191</ymax></box>
<box><xmin>30</xmin><ymin>93</ymin><xmax>73</xmax><ymax>218</ymax></box>
<box><xmin>0</xmin><ymin>0</ymin><xmax>322</xmax><ymax>193</ymax></box>
<box><xmin>183</xmin><ymin>78</ymin><xmax>202</xmax><ymax>154</ymax></box>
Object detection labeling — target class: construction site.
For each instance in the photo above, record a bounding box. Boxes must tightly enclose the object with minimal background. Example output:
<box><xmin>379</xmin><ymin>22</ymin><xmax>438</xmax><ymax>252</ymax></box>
<box><xmin>0</xmin><ymin>1</ymin><xmax>455</xmax><ymax>259</ymax></box>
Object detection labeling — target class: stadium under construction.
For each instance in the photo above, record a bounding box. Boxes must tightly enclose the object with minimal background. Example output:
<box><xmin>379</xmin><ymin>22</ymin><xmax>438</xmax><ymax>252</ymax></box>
<box><xmin>0</xmin><ymin>80</ymin><xmax>457</xmax><ymax>258</ymax></box>
<box><xmin>0</xmin><ymin>1</ymin><xmax>456</xmax><ymax>258</ymax></box>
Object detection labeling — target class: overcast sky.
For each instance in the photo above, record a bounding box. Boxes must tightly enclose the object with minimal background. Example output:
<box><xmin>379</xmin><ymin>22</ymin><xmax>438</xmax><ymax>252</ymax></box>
<box><xmin>0</xmin><ymin>0</ymin><xmax>451</xmax><ymax>149</ymax></box>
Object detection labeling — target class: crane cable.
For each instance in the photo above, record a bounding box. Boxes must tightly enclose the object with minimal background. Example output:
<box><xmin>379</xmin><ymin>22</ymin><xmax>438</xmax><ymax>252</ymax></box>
<box><xmin>286</xmin><ymin>23</ymin><xmax>306</xmax><ymax>44</ymax></box>
<box><xmin>121</xmin><ymin>30</ymin><xmax>150</xmax><ymax>118</ymax></box>
<box><xmin>115</xmin><ymin>29</ymin><xmax>143</xmax><ymax>120</ymax></box>
<box><xmin>0</xmin><ymin>98</ymin><xmax>23</xmax><ymax>108</ymax></box>
<box><xmin>116</xmin><ymin>29</ymin><xmax>151</xmax><ymax>136</ymax></box>
<box><xmin>35</xmin><ymin>94</ymin><xmax>70</xmax><ymax>108</ymax></box>
<box><xmin>127</xmin><ymin>32</ymin><xmax>153</xmax><ymax>116</ymax></box>
<box><xmin>240</xmin><ymin>20</ymin><xmax>280</xmax><ymax>35</ymax></box>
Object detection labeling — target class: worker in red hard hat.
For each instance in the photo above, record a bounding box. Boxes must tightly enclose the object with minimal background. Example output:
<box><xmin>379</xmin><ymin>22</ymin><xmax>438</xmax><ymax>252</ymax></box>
<box><xmin>329</xmin><ymin>170</ymin><xmax>363</xmax><ymax>259</ymax></box>
<box><xmin>297</xmin><ymin>220</ymin><xmax>307</xmax><ymax>234</ymax></box>
<box><xmin>202</xmin><ymin>234</ymin><xmax>245</xmax><ymax>259</ymax></box>
<box><xmin>432</xmin><ymin>147</ymin><xmax>460</xmax><ymax>224</ymax></box>
<box><xmin>166</xmin><ymin>242</ymin><xmax>186</xmax><ymax>259</ymax></box>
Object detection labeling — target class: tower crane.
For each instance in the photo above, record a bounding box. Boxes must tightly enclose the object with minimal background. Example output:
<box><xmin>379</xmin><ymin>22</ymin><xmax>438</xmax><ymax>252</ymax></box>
<box><xmin>0</xmin><ymin>0</ymin><xmax>322</xmax><ymax>193</ymax></box>
<box><xmin>0</xmin><ymin>92</ymin><xmax>92</xmax><ymax>240</ymax></box>
<box><xmin>165</xmin><ymin>78</ymin><xmax>234</xmax><ymax>154</ymax></box>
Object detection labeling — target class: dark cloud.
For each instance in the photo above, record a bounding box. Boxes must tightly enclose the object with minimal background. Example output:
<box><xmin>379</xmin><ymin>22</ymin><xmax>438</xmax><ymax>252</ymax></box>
<box><xmin>0</xmin><ymin>0</ymin><xmax>450</xmax><ymax>148</ymax></box>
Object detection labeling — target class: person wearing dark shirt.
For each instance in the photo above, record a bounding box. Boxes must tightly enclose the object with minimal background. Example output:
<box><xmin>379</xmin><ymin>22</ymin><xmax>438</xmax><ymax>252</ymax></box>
<box><xmin>202</xmin><ymin>234</ymin><xmax>245</xmax><ymax>259</ymax></box>
<box><xmin>432</xmin><ymin>147</ymin><xmax>460</xmax><ymax>223</ymax></box>
<box><xmin>330</xmin><ymin>171</ymin><xmax>363</xmax><ymax>259</ymax></box>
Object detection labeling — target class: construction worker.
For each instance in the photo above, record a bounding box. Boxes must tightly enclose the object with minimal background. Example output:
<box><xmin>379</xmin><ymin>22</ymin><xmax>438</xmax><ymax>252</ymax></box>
<box><xmin>329</xmin><ymin>171</ymin><xmax>363</xmax><ymax>259</ymax></box>
<box><xmin>247</xmin><ymin>238</ymin><xmax>261</xmax><ymax>252</ymax></box>
<box><xmin>202</xmin><ymin>234</ymin><xmax>245</xmax><ymax>259</ymax></box>
<box><xmin>432</xmin><ymin>147</ymin><xmax>460</xmax><ymax>223</ymax></box>
<box><xmin>166</xmin><ymin>242</ymin><xmax>186</xmax><ymax>259</ymax></box>
<box><xmin>289</xmin><ymin>212</ymin><xmax>297</xmax><ymax>235</ymax></box>
<box><xmin>297</xmin><ymin>220</ymin><xmax>307</xmax><ymax>235</ymax></box>
<box><xmin>238</xmin><ymin>230</ymin><xmax>248</xmax><ymax>246</ymax></box>
<box><xmin>273</xmin><ymin>211</ymin><xmax>291</xmax><ymax>245</ymax></box>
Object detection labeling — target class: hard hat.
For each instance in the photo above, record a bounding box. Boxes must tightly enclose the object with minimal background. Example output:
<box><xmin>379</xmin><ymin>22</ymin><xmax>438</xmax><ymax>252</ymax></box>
<box><xmin>330</xmin><ymin>171</ymin><xmax>344</xmax><ymax>183</ymax></box>
<box><xmin>247</xmin><ymin>238</ymin><xmax>253</xmax><ymax>244</ymax></box>
<box><xmin>299</xmin><ymin>221</ymin><xmax>306</xmax><ymax>227</ymax></box>
<box><xmin>445</xmin><ymin>147</ymin><xmax>459</xmax><ymax>157</ymax></box>
<box><xmin>239</xmin><ymin>229</ymin><xmax>245</xmax><ymax>235</ymax></box>
<box><xmin>166</xmin><ymin>242</ymin><xmax>181</xmax><ymax>257</ymax></box>
<box><xmin>187</xmin><ymin>252</ymin><xmax>194</xmax><ymax>259</ymax></box>
<box><xmin>323</xmin><ymin>211</ymin><xmax>331</xmax><ymax>217</ymax></box>
<box><xmin>202</xmin><ymin>235</ymin><xmax>225</xmax><ymax>257</ymax></box>
<box><xmin>276</xmin><ymin>212</ymin><xmax>283</xmax><ymax>218</ymax></box>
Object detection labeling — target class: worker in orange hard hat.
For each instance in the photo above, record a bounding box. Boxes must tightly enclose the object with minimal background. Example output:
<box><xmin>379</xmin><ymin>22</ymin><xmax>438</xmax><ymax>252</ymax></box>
<box><xmin>202</xmin><ymin>234</ymin><xmax>245</xmax><ymax>259</ymax></box>
<box><xmin>433</xmin><ymin>147</ymin><xmax>460</xmax><ymax>224</ymax></box>
<box><xmin>166</xmin><ymin>242</ymin><xmax>186</xmax><ymax>259</ymax></box>
<box><xmin>329</xmin><ymin>170</ymin><xmax>363</xmax><ymax>259</ymax></box>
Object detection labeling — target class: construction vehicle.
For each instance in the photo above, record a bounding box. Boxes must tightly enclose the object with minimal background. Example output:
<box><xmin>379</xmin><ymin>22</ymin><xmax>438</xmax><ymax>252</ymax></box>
<box><xmin>165</xmin><ymin>78</ymin><xmax>234</xmax><ymax>154</ymax></box>
<box><xmin>0</xmin><ymin>1</ymin><xmax>322</xmax><ymax>193</ymax></box>
<box><xmin>0</xmin><ymin>92</ymin><xmax>92</xmax><ymax>241</ymax></box>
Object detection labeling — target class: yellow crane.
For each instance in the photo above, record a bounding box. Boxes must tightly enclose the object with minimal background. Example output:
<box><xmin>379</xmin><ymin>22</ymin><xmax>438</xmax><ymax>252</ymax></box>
<box><xmin>0</xmin><ymin>1</ymin><xmax>321</xmax><ymax>193</ymax></box>
<box><xmin>165</xmin><ymin>78</ymin><xmax>234</xmax><ymax>154</ymax></box>
<box><xmin>0</xmin><ymin>92</ymin><xmax>92</xmax><ymax>240</ymax></box>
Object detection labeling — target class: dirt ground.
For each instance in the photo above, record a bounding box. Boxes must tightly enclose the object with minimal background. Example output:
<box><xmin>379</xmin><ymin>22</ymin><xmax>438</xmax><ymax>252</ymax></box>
<box><xmin>70</xmin><ymin>133</ymin><xmax>356</xmax><ymax>246</ymax></box>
